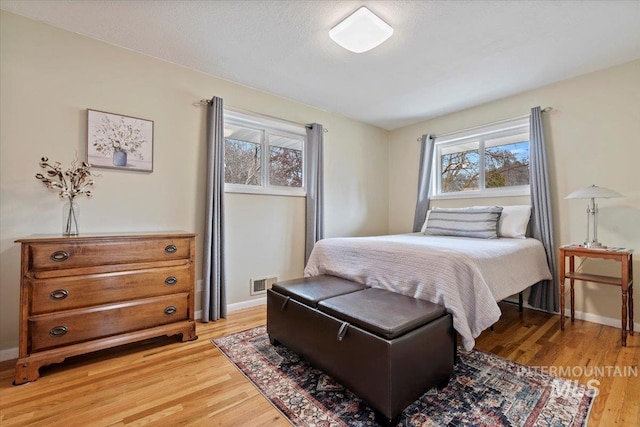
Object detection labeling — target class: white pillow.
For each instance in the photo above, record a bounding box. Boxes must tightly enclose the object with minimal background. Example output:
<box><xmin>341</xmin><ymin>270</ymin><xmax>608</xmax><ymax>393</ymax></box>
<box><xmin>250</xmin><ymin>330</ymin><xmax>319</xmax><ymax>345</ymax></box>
<box><xmin>420</xmin><ymin>210</ymin><xmax>431</xmax><ymax>233</ymax></box>
<box><xmin>498</xmin><ymin>205</ymin><xmax>531</xmax><ymax>239</ymax></box>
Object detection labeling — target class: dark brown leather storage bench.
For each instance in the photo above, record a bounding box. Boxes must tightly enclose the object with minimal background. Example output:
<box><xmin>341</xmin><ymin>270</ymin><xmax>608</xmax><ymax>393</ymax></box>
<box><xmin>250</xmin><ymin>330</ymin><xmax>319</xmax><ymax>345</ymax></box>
<box><xmin>267</xmin><ymin>275</ymin><xmax>456</xmax><ymax>421</ymax></box>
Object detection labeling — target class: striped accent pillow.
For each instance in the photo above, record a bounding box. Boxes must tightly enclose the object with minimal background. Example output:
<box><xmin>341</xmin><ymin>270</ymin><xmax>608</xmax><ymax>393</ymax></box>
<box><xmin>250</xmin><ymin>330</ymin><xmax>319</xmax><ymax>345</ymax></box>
<box><xmin>424</xmin><ymin>206</ymin><xmax>503</xmax><ymax>239</ymax></box>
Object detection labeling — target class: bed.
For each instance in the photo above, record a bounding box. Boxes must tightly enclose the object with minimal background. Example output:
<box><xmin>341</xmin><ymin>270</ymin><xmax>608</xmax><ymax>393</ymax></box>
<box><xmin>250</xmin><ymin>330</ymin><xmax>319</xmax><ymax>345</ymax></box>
<box><xmin>304</xmin><ymin>232</ymin><xmax>552</xmax><ymax>351</ymax></box>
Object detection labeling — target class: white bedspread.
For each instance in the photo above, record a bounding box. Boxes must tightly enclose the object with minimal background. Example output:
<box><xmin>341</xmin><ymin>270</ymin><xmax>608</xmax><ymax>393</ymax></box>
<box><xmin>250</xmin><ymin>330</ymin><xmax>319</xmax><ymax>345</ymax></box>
<box><xmin>304</xmin><ymin>233</ymin><xmax>552</xmax><ymax>351</ymax></box>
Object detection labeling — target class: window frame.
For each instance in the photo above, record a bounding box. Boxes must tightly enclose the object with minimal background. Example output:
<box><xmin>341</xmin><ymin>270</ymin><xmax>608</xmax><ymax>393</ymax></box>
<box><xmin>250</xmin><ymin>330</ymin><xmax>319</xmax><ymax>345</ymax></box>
<box><xmin>432</xmin><ymin>116</ymin><xmax>531</xmax><ymax>200</ymax></box>
<box><xmin>224</xmin><ymin>109</ymin><xmax>306</xmax><ymax>197</ymax></box>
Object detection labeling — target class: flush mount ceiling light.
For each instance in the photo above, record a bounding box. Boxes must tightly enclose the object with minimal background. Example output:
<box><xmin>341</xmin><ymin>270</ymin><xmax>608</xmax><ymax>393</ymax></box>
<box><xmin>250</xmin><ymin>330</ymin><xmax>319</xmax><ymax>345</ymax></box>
<box><xmin>329</xmin><ymin>6</ymin><xmax>393</xmax><ymax>53</ymax></box>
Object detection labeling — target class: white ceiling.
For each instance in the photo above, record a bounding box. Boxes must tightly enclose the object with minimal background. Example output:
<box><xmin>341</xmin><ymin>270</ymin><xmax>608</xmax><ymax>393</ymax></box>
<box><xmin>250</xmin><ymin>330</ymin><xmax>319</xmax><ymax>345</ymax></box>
<box><xmin>2</xmin><ymin>0</ymin><xmax>639</xmax><ymax>130</ymax></box>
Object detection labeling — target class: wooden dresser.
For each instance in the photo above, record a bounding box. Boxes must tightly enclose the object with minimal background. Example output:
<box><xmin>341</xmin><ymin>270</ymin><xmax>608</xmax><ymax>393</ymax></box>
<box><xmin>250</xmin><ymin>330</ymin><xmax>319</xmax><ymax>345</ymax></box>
<box><xmin>14</xmin><ymin>232</ymin><xmax>197</xmax><ymax>385</ymax></box>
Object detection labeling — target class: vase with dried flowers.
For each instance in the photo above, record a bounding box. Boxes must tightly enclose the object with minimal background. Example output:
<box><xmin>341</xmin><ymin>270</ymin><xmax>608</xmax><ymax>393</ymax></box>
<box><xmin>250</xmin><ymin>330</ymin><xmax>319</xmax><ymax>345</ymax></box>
<box><xmin>35</xmin><ymin>156</ymin><xmax>97</xmax><ymax>236</ymax></box>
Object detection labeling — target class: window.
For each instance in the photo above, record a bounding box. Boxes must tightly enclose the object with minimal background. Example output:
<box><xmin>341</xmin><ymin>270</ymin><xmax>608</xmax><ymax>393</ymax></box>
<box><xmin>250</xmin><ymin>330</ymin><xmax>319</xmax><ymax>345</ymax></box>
<box><xmin>268</xmin><ymin>134</ymin><xmax>303</xmax><ymax>188</ymax></box>
<box><xmin>434</xmin><ymin>117</ymin><xmax>530</xmax><ymax>198</ymax></box>
<box><xmin>224</xmin><ymin>109</ymin><xmax>305</xmax><ymax>196</ymax></box>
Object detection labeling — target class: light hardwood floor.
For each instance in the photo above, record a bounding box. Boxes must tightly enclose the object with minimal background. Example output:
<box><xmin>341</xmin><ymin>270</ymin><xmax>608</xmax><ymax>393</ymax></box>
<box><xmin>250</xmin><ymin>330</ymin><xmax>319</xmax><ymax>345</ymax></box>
<box><xmin>0</xmin><ymin>303</ymin><xmax>638</xmax><ymax>426</ymax></box>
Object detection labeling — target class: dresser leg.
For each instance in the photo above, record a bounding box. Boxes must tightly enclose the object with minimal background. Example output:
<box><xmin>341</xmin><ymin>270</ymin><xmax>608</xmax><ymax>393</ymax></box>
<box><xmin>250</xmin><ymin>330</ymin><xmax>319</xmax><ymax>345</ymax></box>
<box><xmin>13</xmin><ymin>362</ymin><xmax>39</xmax><ymax>385</ymax></box>
<box><xmin>621</xmin><ymin>291</ymin><xmax>628</xmax><ymax>347</ymax></box>
<box><xmin>179</xmin><ymin>323</ymin><xmax>198</xmax><ymax>342</ymax></box>
<box><xmin>13</xmin><ymin>356</ymin><xmax>64</xmax><ymax>385</ymax></box>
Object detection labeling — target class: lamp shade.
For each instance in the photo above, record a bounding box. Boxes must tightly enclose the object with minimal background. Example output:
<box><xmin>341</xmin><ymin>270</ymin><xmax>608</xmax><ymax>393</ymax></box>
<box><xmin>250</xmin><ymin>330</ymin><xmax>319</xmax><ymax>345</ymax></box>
<box><xmin>565</xmin><ymin>185</ymin><xmax>623</xmax><ymax>199</ymax></box>
<box><xmin>329</xmin><ymin>7</ymin><xmax>393</xmax><ymax>53</ymax></box>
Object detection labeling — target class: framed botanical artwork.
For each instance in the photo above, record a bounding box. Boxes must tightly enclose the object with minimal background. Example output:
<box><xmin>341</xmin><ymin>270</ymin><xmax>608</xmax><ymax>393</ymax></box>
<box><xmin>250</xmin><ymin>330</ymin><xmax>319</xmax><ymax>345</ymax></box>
<box><xmin>87</xmin><ymin>109</ymin><xmax>154</xmax><ymax>172</ymax></box>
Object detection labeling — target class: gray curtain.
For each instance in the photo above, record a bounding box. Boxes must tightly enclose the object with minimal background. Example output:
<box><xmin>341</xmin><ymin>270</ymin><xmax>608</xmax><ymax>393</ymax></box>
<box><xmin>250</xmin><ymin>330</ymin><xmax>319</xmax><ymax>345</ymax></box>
<box><xmin>528</xmin><ymin>106</ymin><xmax>558</xmax><ymax>312</ymax></box>
<box><xmin>305</xmin><ymin>123</ymin><xmax>324</xmax><ymax>264</ymax></box>
<box><xmin>202</xmin><ymin>96</ymin><xmax>226</xmax><ymax>321</ymax></box>
<box><xmin>412</xmin><ymin>134</ymin><xmax>435</xmax><ymax>232</ymax></box>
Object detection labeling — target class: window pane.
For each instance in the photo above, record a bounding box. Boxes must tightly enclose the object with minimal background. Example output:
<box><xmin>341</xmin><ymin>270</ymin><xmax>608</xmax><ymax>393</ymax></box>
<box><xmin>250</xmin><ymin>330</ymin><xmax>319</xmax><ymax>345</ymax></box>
<box><xmin>224</xmin><ymin>124</ymin><xmax>262</xmax><ymax>185</ymax></box>
<box><xmin>268</xmin><ymin>135</ymin><xmax>303</xmax><ymax>188</ymax></box>
<box><xmin>485</xmin><ymin>137</ymin><xmax>529</xmax><ymax>189</ymax></box>
<box><xmin>433</xmin><ymin>118</ymin><xmax>530</xmax><ymax>198</ymax></box>
<box><xmin>440</xmin><ymin>143</ymin><xmax>479</xmax><ymax>193</ymax></box>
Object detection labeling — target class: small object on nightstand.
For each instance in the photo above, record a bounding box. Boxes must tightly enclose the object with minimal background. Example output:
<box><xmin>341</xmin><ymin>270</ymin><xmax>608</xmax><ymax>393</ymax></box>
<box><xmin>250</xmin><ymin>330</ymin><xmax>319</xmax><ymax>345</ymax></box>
<box><xmin>559</xmin><ymin>245</ymin><xmax>634</xmax><ymax>346</ymax></box>
<box><xmin>564</xmin><ymin>185</ymin><xmax>623</xmax><ymax>249</ymax></box>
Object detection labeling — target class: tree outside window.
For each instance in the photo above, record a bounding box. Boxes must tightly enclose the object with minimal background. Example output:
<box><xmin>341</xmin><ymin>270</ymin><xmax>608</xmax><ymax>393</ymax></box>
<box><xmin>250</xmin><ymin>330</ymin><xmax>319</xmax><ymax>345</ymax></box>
<box><xmin>436</xmin><ymin>123</ymin><xmax>530</xmax><ymax>197</ymax></box>
<box><xmin>224</xmin><ymin>138</ymin><xmax>262</xmax><ymax>186</ymax></box>
<box><xmin>223</xmin><ymin>113</ymin><xmax>305</xmax><ymax>195</ymax></box>
<box><xmin>268</xmin><ymin>134</ymin><xmax>302</xmax><ymax>187</ymax></box>
<box><xmin>485</xmin><ymin>141</ymin><xmax>529</xmax><ymax>188</ymax></box>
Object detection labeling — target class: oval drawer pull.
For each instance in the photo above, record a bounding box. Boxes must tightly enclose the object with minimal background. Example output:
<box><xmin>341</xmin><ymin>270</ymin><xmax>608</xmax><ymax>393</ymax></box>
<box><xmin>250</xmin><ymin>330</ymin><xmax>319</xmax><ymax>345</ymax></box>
<box><xmin>49</xmin><ymin>326</ymin><xmax>68</xmax><ymax>337</ymax></box>
<box><xmin>164</xmin><ymin>306</ymin><xmax>177</xmax><ymax>315</ymax></box>
<box><xmin>165</xmin><ymin>276</ymin><xmax>178</xmax><ymax>286</ymax></box>
<box><xmin>164</xmin><ymin>244</ymin><xmax>177</xmax><ymax>254</ymax></box>
<box><xmin>50</xmin><ymin>289</ymin><xmax>69</xmax><ymax>300</ymax></box>
<box><xmin>50</xmin><ymin>251</ymin><xmax>69</xmax><ymax>262</ymax></box>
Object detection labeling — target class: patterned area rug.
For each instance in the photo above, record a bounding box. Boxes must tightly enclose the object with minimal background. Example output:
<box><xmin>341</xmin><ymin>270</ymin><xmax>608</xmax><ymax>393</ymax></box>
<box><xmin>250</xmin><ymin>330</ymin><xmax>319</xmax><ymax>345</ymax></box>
<box><xmin>212</xmin><ymin>326</ymin><xmax>595</xmax><ymax>426</ymax></box>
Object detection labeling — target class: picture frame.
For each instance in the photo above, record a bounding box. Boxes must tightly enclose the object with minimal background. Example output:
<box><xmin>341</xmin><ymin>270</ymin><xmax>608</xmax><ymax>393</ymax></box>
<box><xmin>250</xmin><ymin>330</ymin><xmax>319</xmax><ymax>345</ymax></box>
<box><xmin>87</xmin><ymin>109</ymin><xmax>154</xmax><ymax>172</ymax></box>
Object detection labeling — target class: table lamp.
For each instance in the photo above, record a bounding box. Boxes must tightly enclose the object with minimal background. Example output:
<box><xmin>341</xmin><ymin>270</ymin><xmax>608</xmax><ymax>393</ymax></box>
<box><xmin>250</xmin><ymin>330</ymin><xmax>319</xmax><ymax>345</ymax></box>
<box><xmin>565</xmin><ymin>185</ymin><xmax>623</xmax><ymax>248</ymax></box>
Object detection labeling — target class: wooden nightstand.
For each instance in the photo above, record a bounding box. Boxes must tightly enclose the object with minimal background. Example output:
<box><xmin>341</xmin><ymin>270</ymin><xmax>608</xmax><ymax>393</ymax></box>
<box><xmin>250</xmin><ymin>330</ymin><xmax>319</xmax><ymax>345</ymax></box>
<box><xmin>559</xmin><ymin>245</ymin><xmax>634</xmax><ymax>346</ymax></box>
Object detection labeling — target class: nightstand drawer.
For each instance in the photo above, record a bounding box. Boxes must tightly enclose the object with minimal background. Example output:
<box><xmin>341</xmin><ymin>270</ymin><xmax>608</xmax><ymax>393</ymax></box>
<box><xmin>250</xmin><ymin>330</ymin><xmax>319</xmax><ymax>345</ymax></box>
<box><xmin>29</xmin><ymin>264</ymin><xmax>192</xmax><ymax>314</ymax></box>
<box><xmin>28</xmin><ymin>293</ymin><xmax>189</xmax><ymax>352</ymax></box>
<box><xmin>27</xmin><ymin>237</ymin><xmax>192</xmax><ymax>271</ymax></box>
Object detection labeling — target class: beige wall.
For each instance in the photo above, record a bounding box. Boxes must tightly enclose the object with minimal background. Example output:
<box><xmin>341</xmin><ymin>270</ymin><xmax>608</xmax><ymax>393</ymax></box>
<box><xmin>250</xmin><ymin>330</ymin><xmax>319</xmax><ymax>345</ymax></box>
<box><xmin>2</xmin><ymin>9</ymin><xmax>637</xmax><ymax>357</ymax></box>
<box><xmin>389</xmin><ymin>59</ymin><xmax>640</xmax><ymax>324</ymax></box>
<box><xmin>0</xmin><ymin>12</ymin><xmax>389</xmax><ymax>354</ymax></box>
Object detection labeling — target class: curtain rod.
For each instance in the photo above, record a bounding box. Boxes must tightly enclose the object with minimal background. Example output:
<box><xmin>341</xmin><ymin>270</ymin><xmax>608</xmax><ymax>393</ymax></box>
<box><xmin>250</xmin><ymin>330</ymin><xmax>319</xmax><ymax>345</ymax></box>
<box><xmin>416</xmin><ymin>107</ymin><xmax>552</xmax><ymax>142</ymax></box>
<box><xmin>198</xmin><ymin>99</ymin><xmax>328</xmax><ymax>132</ymax></box>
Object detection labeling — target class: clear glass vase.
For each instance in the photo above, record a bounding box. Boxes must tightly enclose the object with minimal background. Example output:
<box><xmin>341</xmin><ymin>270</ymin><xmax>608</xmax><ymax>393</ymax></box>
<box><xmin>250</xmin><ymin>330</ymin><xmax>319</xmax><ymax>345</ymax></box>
<box><xmin>63</xmin><ymin>198</ymin><xmax>79</xmax><ymax>236</ymax></box>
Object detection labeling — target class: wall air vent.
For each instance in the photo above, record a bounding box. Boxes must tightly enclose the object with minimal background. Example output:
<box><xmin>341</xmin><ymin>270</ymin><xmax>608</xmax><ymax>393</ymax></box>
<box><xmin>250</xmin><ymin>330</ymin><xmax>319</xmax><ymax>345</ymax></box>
<box><xmin>250</xmin><ymin>276</ymin><xmax>277</xmax><ymax>295</ymax></box>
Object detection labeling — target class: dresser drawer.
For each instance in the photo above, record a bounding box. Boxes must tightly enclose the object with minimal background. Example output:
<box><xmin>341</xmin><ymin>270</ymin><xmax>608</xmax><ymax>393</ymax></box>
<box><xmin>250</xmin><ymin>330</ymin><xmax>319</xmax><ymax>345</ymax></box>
<box><xmin>28</xmin><ymin>293</ymin><xmax>190</xmax><ymax>352</ymax></box>
<box><xmin>29</xmin><ymin>264</ymin><xmax>192</xmax><ymax>314</ymax></box>
<box><xmin>27</xmin><ymin>237</ymin><xmax>192</xmax><ymax>271</ymax></box>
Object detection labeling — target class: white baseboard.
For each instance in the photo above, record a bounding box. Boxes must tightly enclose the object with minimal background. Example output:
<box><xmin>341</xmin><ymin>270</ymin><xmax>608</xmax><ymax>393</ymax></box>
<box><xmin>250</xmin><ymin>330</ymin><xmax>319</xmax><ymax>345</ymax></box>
<box><xmin>564</xmin><ymin>308</ymin><xmax>640</xmax><ymax>332</ymax></box>
<box><xmin>503</xmin><ymin>297</ymin><xmax>640</xmax><ymax>331</ymax></box>
<box><xmin>226</xmin><ymin>297</ymin><xmax>266</xmax><ymax>313</ymax></box>
<box><xmin>194</xmin><ymin>297</ymin><xmax>266</xmax><ymax>321</ymax></box>
<box><xmin>0</xmin><ymin>347</ymin><xmax>18</xmax><ymax>362</ymax></box>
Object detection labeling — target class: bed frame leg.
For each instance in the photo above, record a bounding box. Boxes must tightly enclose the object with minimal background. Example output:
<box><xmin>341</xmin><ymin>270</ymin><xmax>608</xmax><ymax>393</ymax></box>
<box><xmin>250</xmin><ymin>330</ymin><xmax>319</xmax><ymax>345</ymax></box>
<box><xmin>518</xmin><ymin>292</ymin><xmax>523</xmax><ymax>313</ymax></box>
